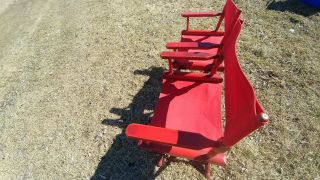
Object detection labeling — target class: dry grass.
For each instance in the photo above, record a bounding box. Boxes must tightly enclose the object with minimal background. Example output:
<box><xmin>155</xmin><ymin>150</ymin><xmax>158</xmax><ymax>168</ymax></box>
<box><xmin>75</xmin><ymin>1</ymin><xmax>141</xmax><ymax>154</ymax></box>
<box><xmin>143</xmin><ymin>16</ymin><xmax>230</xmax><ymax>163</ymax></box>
<box><xmin>0</xmin><ymin>0</ymin><xmax>319</xmax><ymax>179</ymax></box>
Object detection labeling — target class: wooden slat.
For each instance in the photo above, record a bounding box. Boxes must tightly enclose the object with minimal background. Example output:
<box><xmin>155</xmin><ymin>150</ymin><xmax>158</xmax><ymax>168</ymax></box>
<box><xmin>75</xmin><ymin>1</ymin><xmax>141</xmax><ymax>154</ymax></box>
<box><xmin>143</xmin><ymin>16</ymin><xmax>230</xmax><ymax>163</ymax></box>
<box><xmin>163</xmin><ymin>71</ymin><xmax>223</xmax><ymax>83</ymax></box>
<box><xmin>126</xmin><ymin>123</ymin><xmax>220</xmax><ymax>150</ymax></box>
<box><xmin>181</xmin><ymin>30</ymin><xmax>224</xmax><ymax>36</ymax></box>
<box><xmin>160</xmin><ymin>51</ymin><xmax>216</xmax><ymax>60</ymax></box>
<box><xmin>166</xmin><ymin>42</ymin><xmax>221</xmax><ymax>49</ymax></box>
<box><xmin>181</xmin><ymin>11</ymin><xmax>222</xmax><ymax>17</ymax></box>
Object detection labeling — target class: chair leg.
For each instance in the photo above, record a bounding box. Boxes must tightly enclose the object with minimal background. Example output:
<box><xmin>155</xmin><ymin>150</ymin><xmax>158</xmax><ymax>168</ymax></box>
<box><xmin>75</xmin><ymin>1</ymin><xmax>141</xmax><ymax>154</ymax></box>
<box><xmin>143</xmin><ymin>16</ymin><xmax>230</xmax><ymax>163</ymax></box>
<box><xmin>204</xmin><ymin>163</ymin><xmax>211</xmax><ymax>179</ymax></box>
<box><xmin>157</xmin><ymin>155</ymin><xmax>165</xmax><ymax>167</ymax></box>
<box><xmin>153</xmin><ymin>154</ymin><xmax>169</xmax><ymax>175</ymax></box>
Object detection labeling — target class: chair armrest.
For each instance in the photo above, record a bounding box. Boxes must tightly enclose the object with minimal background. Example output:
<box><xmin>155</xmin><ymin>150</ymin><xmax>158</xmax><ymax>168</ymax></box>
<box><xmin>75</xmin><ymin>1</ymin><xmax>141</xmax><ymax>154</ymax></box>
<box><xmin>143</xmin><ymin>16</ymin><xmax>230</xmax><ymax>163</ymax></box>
<box><xmin>181</xmin><ymin>11</ymin><xmax>222</xmax><ymax>17</ymax></box>
<box><xmin>166</xmin><ymin>42</ymin><xmax>221</xmax><ymax>49</ymax></box>
<box><xmin>164</xmin><ymin>71</ymin><xmax>223</xmax><ymax>83</ymax></box>
<box><xmin>126</xmin><ymin>123</ymin><xmax>220</xmax><ymax>150</ymax></box>
<box><xmin>160</xmin><ymin>51</ymin><xmax>217</xmax><ymax>60</ymax></box>
<box><xmin>181</xmin><ymin>30</ymin><xmax>224</xmax><ymax>36</ymax></box>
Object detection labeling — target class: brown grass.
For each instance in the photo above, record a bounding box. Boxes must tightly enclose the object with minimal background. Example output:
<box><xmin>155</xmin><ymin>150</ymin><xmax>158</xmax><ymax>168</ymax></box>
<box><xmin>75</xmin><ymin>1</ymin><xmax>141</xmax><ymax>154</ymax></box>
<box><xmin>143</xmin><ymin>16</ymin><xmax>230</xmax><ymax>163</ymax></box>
<box><xmin>0</xmin><ymin>0</ymin><xmax>319</xmax><ymax>179</ymax></box>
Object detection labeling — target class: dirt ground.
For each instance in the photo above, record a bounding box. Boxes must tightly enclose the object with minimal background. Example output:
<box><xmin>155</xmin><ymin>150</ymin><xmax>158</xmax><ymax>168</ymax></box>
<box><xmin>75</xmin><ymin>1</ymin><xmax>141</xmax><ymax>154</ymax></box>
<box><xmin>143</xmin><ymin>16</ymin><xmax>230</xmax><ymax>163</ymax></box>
<box><xmin>0</xmin><ymin>0</ymin><xmax>319</xmax><ymax>179</ymax></box>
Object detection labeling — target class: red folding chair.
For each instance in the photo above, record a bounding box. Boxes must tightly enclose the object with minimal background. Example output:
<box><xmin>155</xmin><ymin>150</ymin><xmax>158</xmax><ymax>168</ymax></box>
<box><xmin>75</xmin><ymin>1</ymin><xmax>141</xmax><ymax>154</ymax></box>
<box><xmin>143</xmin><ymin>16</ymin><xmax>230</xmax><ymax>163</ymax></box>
<box><xmin>180</xmin><ymin>1</ymin><xmax>226</xmax><ymax>36</ymax></box>
<box><xmin>163</xmin><ymin>0</ymin><xmax>241</xmax><ymax>74</ymax></box>
<box><xmin>126</xmin><ymin>9</ymin><xmax>268</xmax><ymax>180</ymax></box>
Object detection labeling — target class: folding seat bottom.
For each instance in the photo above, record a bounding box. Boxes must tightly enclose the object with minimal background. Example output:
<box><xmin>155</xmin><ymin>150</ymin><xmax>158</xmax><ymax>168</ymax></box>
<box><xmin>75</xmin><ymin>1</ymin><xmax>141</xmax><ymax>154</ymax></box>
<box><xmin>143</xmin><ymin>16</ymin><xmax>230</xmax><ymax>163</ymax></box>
<box><xmin>142</xmin><ymin>78</ymin><xmax>224</xmax><ymax>164</ymax></box>
<box><xmin>151</xmin><ymin>79</ymin><xmax>222</xmax><ymax>139</ymax></box>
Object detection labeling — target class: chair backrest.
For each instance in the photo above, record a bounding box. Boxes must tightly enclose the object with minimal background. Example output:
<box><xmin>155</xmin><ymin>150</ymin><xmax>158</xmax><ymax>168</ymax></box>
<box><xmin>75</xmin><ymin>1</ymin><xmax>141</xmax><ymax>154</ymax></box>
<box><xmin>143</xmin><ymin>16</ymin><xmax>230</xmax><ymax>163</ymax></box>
<box><xmin>222</xmin><ymin>20</ymin><xmax>268</xmax><ymax>147</ymax></box>
<box><xmin>224</xmin><ymin>0</ymin><xmax>242</xmax><ymax>35</ymax></box>
<box><xmin>215</xmin><ymin>0</ymin><xmax>241</xmax><ymax>32</ymax></box>
<box><xmin>210</xmin><ymin>0</ymin><xmax>241</xmax><ymax>75</ymax></box>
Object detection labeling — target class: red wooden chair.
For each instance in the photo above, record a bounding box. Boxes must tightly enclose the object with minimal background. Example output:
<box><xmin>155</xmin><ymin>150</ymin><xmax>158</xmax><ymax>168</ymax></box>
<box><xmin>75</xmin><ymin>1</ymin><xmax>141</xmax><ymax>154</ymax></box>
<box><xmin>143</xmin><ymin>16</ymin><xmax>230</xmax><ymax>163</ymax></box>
<box><xmin>180</xmin><ymin>0</ymin><xmax>226</xmax><ymax>36</ymax></box>
<box><xmin>126</xmin><ymin>18</ymin><xmax>269</xmax><ymax>178</ymax></box>
<box><xmin>163</xmin><ymin>0</ymin><xmax>242</xmax><ymax>74</ymax></box>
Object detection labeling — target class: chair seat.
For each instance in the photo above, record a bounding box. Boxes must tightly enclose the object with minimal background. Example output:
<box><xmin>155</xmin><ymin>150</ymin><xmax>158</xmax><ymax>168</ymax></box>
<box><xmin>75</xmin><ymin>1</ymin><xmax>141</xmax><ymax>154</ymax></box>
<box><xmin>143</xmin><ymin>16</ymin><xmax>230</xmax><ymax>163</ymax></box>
<box><xmin>151</xmin><ymin>79</ymin><xmax>223</xmax><ymax>141</ymax></box>
<box><xmin>125</xmin><ymin>77</ymin><xmax>225</xmax><ymax>166</ymax></box>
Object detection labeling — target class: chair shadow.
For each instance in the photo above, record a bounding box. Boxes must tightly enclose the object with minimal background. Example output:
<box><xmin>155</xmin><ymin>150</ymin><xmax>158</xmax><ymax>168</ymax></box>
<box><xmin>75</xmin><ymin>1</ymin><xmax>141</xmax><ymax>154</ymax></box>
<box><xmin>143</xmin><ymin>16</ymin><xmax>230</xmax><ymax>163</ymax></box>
<box><xmin>267</xmin><ymin>0</ymin><xmax>320</xmax><ymax>17</ymax></box>
<box><xmin>91</xmin><ymin>67</ymin><xmax>165</xmax><ymax>180</ymax></box>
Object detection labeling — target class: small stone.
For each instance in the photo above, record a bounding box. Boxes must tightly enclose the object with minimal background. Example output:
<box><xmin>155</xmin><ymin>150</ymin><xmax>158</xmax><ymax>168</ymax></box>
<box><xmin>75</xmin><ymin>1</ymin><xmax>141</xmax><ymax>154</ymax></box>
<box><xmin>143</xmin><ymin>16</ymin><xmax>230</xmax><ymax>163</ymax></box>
<box><xmin>280</xmin><ymin>80</ymin><xmax>286</xmax><ymax>88</ymax></box>
<box><xmin>289</xmin><ymin>29</ymin><xmax>295</xmax><ymax>33</ymax></box>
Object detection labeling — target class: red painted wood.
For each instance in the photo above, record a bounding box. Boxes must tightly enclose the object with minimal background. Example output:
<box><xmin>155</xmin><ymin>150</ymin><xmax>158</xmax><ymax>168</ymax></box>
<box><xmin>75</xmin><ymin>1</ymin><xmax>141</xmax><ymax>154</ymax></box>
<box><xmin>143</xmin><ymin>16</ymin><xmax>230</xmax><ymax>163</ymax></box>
<box><xmin>163</xmin><ymin>71</ymin><xmax>223</xmax><ymax>83</ymax></box>
<box><xmin>160</xmin><ymin>51</ymin><xmax>216</xmax><ymax>60</ymax></box>
<box><xmin>171</xmin><ymin>36</ymin><xmax>223</xmax><ymax>71</ymax></box>
<box><xmin>181</xmin><ymin>30</ymin><xmax>224</xmax><ymax>36</ymax></box>
<box><xmin>173</xmin><ymin>60</ymin><xmax>213</xmax><ymax>71</ymax></box>
<box><xmin>175</xmin><ymin>0</ymin><xmax>242</xmax><ymax>74</ymax></box>
<box><xmin>126</xmin><ymin>123</ymin><xmax>221</xmax><ymax>150</ymax></box>
<box><xmin>166</xmin><ymin>42</ymin><xmax>221</xmax><ymax>49</ymax></box>
<box><xmin>172</xmin><ymin>60</ymin><xmax>224</xmax><ymax>72</ymax></box>
<box><xmin>181</xmin><ymin>11</ymin><xmax>222</xmax><ymax>17</ymax></box>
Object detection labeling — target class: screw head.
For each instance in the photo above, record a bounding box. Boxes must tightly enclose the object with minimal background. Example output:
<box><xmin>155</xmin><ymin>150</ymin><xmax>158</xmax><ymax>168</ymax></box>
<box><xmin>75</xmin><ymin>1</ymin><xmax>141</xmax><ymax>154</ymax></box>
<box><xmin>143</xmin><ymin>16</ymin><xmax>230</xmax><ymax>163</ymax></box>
<box><xmin>259</xmin><ymin>113</ymin><xmax>269</xmax><ymax>122</ymax></box>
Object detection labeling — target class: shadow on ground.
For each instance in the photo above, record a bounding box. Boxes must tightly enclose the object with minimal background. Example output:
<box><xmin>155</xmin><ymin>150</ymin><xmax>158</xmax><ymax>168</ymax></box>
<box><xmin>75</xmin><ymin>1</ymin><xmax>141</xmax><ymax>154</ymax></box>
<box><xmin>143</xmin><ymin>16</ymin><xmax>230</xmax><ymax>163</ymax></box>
<box><xmin>267</xmin><ymin>0</ymin><xmax>320</xmax><ymax>16</ymax></box>
<box><xmin>91</xmin><ymin>67</ymin><xmax>165</xmax><ymax>180</ymax></box>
